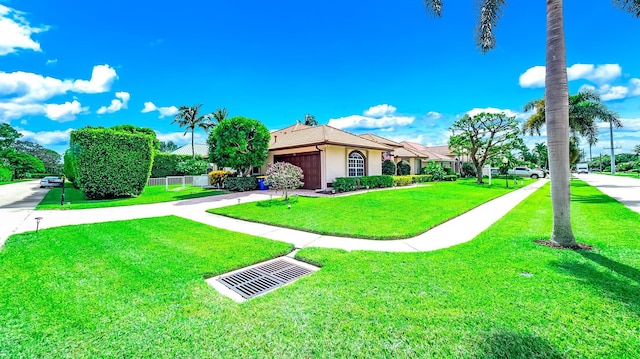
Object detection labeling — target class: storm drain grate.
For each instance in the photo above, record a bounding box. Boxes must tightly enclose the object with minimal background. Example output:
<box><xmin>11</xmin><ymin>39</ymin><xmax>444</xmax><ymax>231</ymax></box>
<box><xmin>216</xmin><ymin>259</ymin><xmax>313</xmax><ymax>299</ymax></box>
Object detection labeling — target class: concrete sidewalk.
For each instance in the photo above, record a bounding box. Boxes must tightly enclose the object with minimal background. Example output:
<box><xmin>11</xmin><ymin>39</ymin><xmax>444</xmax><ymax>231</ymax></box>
<box><xmin>7</xmin><ymin>180</ymin><xmax>548</xmax><ymax>252</ymax></box>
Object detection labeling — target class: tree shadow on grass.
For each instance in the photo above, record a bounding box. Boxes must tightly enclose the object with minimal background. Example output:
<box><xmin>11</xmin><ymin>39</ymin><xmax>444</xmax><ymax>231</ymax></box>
<box><xmin>471</xmin><ymin>331</ymin><xmax>566</xmax><ymax>359</ymax></box>
<box><xmin>554</xmin><ymin>255</ymin><xmax>640</xmax><ymax>314</ymax></box>
<box><xmin>570</xmin><ymin>193</ymin><xmax>618</xmax><ymax>204</ymax></box>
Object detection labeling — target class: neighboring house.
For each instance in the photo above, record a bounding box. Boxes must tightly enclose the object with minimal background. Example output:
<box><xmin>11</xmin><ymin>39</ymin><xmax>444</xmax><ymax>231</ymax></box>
<box><xmin>402</xmin><ymin>142</ymin><xmax>460</xmax><ymax>173</ymax></box>
<box><xmin>171</xmin><ymin>143</ymin><xmax>209</xmax><ymax>158</ymax></box>
<box><xmin>265</xmin><ymin>124</ymin><xmax>391</xmax><ymax>190</ymax></box>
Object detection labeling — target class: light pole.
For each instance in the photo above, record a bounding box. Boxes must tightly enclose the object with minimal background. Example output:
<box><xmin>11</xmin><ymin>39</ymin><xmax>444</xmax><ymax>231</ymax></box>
<box><xmin>502</xmin><ymin>157</ymin><xmax>509</xmax><ymax>188</ymax></box>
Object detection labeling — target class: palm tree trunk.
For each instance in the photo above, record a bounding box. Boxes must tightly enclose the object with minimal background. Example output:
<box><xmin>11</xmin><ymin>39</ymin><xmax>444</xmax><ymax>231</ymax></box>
<box><xmin>191</xmin><ymin>127</ymin><xmax>195</xmax><ymax>159</ymax></box>
<box><xmin>546</xmin><ymin>0</ymin><xmax>576</xmax><ymax>246</ymax></box>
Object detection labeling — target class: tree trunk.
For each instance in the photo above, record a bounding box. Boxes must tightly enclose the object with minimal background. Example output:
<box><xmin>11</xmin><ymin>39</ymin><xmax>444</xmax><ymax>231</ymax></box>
<box><xmin>546</xmin><ymin>0</ymin><xmax>577</xmax><ymax>246</ymax></box>
<box><xmin>191</xmin><ymin>128</ymin><xmax>195</xmax><ymax>160</ymax></box>
<box><xmin>475</xmin><ymin>163</ymin><xmax>484</xmax><ymax>184</ymax></box>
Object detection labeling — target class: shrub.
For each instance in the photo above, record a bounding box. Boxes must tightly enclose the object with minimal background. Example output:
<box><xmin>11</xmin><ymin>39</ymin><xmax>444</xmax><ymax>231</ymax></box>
<box><xmin>443</xmin><ymin>167</ymin><xmax>454</xmax><ymax>175</ymax></box>
<box><xmin>70</xmin><ymin>127</ymin><xmax>154</xmax><ymax>199</ymax></box>
<box><xmin>208</xmin><ymin>117</ymin><xmax>270</xmax><ymax>176</ymax></box>
<box><xmin>412</xmin><ymin>174</ymin><xmax>433</xmax><ymax>183</ymax></box>
<box><xmin>462</xmin><ymin>162</ymin><xmax>477</xmax><ymax>177</ymax></box>
<box><xmin>151</xmin><ymin>153</ymin><xmax>198</xmax><ymax>177</ymax></box>
<box><xmin>421</xmin><ymin>161</ymin><xmax>446</xmax><ymax>181</ymax></box>
<box><xmin>333</xmin><ymin>177</ymin><xmax>357</xmax><ymax>192</ymax></box>
<box><xmin>176</xmin><ymin>158</ymin><xmax>209</xmax><ymax>175</ymax></box>
<box><xmin>224</xmin><ymin>176</ymin><xmax>258</xmax><ymax>191</ymax></box>
<box><xmin>617</xmin><ymin>161</ymin><xmax>635</xmax><ymax>172</ymax></box>
<box><xmin>359</xmin><ymin>175</ymin><xmax>394</xmax><ymax>189</ymax></box>
<box><xmin>396</xmin><ymin>160</ymin><xmax>411</xmax><ymax>175</ymax></box>
<box><xmin>63</xmin><ymin>149</ymin><xmax>77</xmax><ymax>183</ymax></box>
<box><xmin>264</xmin><ymin>162</ymin><xmax>304</xmax><ymax>200</ymax></box>
<box><xmin>393</xmin><ymin>175</ymin><xmax>413</xmax><ymax>186</ymax></box>
<box><xmin>209</xmin><ymin>170</ymin><xmax>230</xmax><ymax>188</ymax></box>
<box><xmin>0</xmin><ymin>166</ymin><xmax>12</xmax><ymax>181</ymax></box>
<box><xmin>382</xmin><ymin>160</ymin><xmax>396</xmax><ymax>175</ymax></box>
<box><xmin>443</xmin><ymin>174</ymin><xmax>458</xmax><ymax>181</ymax></box>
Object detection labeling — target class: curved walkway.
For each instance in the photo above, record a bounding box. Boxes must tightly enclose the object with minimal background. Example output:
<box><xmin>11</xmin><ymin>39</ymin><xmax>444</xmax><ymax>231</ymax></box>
<box><xmin>5</xmin><ymin>180</ymin><xmax>549</xmax><ymax>252</ymax></box>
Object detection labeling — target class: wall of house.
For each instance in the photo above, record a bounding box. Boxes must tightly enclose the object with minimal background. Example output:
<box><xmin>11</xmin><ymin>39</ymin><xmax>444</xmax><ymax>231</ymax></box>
<box><xmin>325</xmin><ymin>145</ymin><xmax>346</xmax><ymax>184</ymax></box>
<box><xmin>366</xmin><ymin>150</ymin><xmax>384</xmax><ymax>176</ymax></box>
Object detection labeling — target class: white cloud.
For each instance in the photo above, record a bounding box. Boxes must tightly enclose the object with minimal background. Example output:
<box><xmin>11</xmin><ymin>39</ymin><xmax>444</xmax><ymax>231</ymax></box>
<box><xmin>328</xmin><ymin>104</ymin><xmax>414</xmax><ymax>130</ymax></box>
<box><xmin>72</xmin><ymin>65</ymin><xmax>118</xmax><ymax>94</ymax></box>
<box><xmin>0</xmin><ymin>101</ymin><xmax>45</xmax><ymax>120</ymax></box>
<box><xmin>519</xmin><ymin>64</ymin><xmax>622</xmax><ymax>88</ymax></box>
<box><xmin>19</xmin><ymin>128</ymin><xmax>73</xmax><ymax>146</ymax></box>
<box><xmin>141</xmin><ymin>101</ymin><xmax>179</xmax><ymax>118</ymax></box>
<box><xmin>45</xmin><ymin>100</ymin><xmax>88</xmax><ymax>122</ymax></box>
<box><xmin>46</xmin><ymin>58</ymin><xmax>57</xmax><ymax>65</ymax></box>
<box><xmin>598</xmin><ymin>85</ymin><xmax>629</xmax><ymax>101</ymax></box>
<box><xmin>466</xmin><ymin>107</ymin><xmax>527</xmax><ymax>120</ymax></box>
<box><xmin>97</xmin><ymin>91</ymin><xmax>130</xmax><ymax>114</ymax></box>
<box><xmin>426</xmin><ymin>111</ymin><xmax>442</xmax><ymax>119</ymax></box>
<box><xmin>363</xmin><ymin>104</ymin><xmax>396</xmax><ymax>117</ymax></box>
<box><xmin>0</xmin><ymin>4</ymin><xmax>49</xmax><ymax>56</ymax></box>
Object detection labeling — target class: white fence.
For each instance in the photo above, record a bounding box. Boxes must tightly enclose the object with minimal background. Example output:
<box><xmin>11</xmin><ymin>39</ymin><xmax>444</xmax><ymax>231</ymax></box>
<box><xmin>147</xmin><ymin>175</ymin><xmax>210</xmax><ymax>190</ymax></box>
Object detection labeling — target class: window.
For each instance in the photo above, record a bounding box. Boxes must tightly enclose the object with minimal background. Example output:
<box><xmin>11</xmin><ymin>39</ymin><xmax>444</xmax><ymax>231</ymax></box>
<box><xmin>348</xmin><ymin>151</ymin><xmax>365</xmax><ymax>177</ymax></box>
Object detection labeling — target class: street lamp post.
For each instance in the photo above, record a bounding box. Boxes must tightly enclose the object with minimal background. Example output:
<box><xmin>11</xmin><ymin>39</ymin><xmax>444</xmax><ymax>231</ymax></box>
<box><xmin>502</xmin><ymin>157</ymin><xmax>509</xmax><ymax>189</ymax></box>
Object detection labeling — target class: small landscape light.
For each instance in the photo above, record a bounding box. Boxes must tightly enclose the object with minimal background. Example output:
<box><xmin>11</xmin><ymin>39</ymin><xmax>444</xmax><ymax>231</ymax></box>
<box><xmin>287</xmin><ymin>204</ymin><xmax>291</xmax><ymax>209</ymax></box>
<box><xmin>238</xmin><ymin>198</ymin><xmax>241</xmax><ymax>204</ymax></box>
<box><xmin>35</xmin><ymin>217</ymin><xmax>43</xmax><ymax>232</ymax></box>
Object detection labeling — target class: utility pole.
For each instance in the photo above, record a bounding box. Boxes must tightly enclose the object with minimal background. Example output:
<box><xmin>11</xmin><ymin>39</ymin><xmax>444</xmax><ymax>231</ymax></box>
<box><xmin>603</xmin><ymin>145</ymin><xmax>622</xmax><ymax>174</ymax></box>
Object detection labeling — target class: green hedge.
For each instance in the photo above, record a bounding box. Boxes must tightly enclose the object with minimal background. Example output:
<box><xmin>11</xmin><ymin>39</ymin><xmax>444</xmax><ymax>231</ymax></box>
<box><xmin>412</xmin><ymin>174</ymin><xmax>433</xmax><ymax>183</ymax></box>
<box><xmin>393</xmin><ymin>175</ymin><xmax>413</xmax><ymax>186</ymax></box>
<box><xmin>69</xmin><ymin>128</ymin><xmax>154</xmax><ymax>199</ymax></box>
<box><xmin>224</xmin><ymin>176</ymin><xmax>258</xmax><ymax>191</ymax></box>
<box><xmin>151</xmin><ymin>153</ymin><xmax>195</xmax><ymax>177</ymax></box>
<box><xmin>0</xmin><ymin>166</ymin><xmax>12</xmax><ymax>182</ymax></box>
<box><xmin>333</xmin><ymin>175</ymin><xmax>394</xmax><ymax>192</ymax></box>
<box><xmin>443</xmin><ymin>175</ymin><xmax>458</xmax><ymax>181</ymax></box>
<box><xmin>63</xmin><ymin>149</ymin><xmax>77</xmax><ymax>183</ymax></box>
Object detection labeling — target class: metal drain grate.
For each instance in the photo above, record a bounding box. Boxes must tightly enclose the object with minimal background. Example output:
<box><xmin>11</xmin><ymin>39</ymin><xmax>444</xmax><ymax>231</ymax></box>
<box><xmin>216</xmin><ymin>259</ymin><xmax>313</xmax><ymax>299</ymax></box>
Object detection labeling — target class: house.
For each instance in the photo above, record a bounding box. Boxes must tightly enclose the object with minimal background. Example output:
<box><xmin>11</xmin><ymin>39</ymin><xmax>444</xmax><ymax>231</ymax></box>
<box><xmin>171</xmin><ymin>143</ymin><xmax>209</xmax><ymax>158</ymax></box>
<box><xmin>265</xmin><ymin>124</ymin><xmax>392</xmax><ymax>190</ymax></box>
<box><xmin>402</xmin><ymin>142</ymin><xmax>460</xmax><ymax>173</ymax></box>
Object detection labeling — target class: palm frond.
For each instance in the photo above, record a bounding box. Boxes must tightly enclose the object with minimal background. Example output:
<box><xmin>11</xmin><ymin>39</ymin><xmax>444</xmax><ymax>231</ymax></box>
<box><xmin>424</xmin><ymin>0</ymin><xmax>443</xmax><ymax>17</ymax></box>
<box><xmin>613</xmin><ymin>0</ymin><xmax>640</xmax><ymax>17</ymax></box>
<box><xmin>474</xmin><ymin>0</ymin><xmax>506</xmax><ymax>53</ymax></box>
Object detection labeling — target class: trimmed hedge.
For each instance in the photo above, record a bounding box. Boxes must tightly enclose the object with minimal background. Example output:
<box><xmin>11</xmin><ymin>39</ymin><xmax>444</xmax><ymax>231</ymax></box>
<box><xmin>396</xmin><ymin>160</ymin><xmax>411</xmax><ymax>175</ymax></box>
<box><xmin>333</xmin><ymin>175</ymin><xmax>394</xmax><ymax>193</ymax></box>
<box><xmin>151</xmin><ymin>153</ymin><xmax>197</xmax><ymax>177</ymax></box>
<box><xmin>209</xmin><ymin>170</ymin><xmax>231</xmax><ymax>187</ymax></box>
<box><xmin>382</xmin><ymin>160</ymin><xmax>396</xmax><ymax>175</ymax></box>
<box><xmin>443</xmin><ymin>175</ymin><xmax>458</xmax><ymax>181</ymax></box>
<box><xmin>412</xmin><ymin>174</ymin><xmax>433</xmax><ymax>183</ymax></box>
<box><xmin>224</xmin><ymin>176</ymin><xmax>258</xmax><ymax>191</ymax></box>
<box><xmin>69</xmin><ymin>127</ymin><xmax>154</xmax><ymax>199</ymax></box>
<box><xmin>63</xmin><ymin>149</ymin><xmax>77</xmax><ymax>183</ymax></box>
<box><xmin>393</xmin><ymin>175</ymin><xmax>413</xmax><ymax>186</ymax></box>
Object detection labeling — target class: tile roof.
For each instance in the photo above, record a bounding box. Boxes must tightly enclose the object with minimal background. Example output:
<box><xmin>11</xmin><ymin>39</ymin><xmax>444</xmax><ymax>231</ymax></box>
<box><xmin>172</xmin><ymin>143</ymin><xmax>209</xmax><ymax>157</ymax></box>
<box><xmin>358</xmin><ymin>133</ymin><xmax>403</xmax><ymax>147</ymax></box>
<box><xmin>269</xmin><ymin>124</ymin><xmax>392</xmax><ymax>151</ymax></box>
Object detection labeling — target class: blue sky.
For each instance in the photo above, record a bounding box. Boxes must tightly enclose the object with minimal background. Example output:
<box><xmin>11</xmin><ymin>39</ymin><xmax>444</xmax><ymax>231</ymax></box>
<box><xmin>1</xmin><ymin>0</ymin><xmax>640</xmax><ymax>159</ymax></box>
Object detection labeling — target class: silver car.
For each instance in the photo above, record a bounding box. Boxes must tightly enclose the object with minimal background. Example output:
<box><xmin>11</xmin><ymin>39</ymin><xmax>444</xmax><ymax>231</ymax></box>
<box><xmin>40</xmin><ymin>176</ymin><xmax>64</xmax><ymax>188</ymax></box>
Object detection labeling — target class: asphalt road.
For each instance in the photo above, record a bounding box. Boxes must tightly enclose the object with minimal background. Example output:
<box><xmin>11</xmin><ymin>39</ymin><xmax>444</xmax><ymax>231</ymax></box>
<box><xmin>575</xmin><ymin>173</ymin><xmax>640</xmax><ymax>215</ymax></box>
<box><xmin>0</xmin><ymin>180</ymin><xmax>49</xmax><ymax>246</ymax></box>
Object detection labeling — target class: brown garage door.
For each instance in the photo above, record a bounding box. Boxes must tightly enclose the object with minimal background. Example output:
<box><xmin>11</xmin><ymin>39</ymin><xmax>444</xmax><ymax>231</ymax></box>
<box><xmin>274</xmin><ymin>152</ymin><xmax>321</xmax><ymax>190</ymax></box>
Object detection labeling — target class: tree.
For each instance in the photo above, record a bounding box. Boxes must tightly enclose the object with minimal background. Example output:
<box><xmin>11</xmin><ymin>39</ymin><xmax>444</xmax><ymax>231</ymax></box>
<box><xmin>424</xmin><ymin>0</ymin><xmax>639</xmax><ymax>247</ymax></box>
<box><xmin>12</xmin><ymin>140</ymin><xmax>62</xmax><ymax>174</ymax></box>
<box><xmin>303</xmin><ymin>114</ymin><xmax>318</xmax><ymax>126</ymax></box>
<box><xmin>382</xmin><ymin>159</ymin><xmax>396</xmax><ymax>175</ymax></box>
<box><xmin>0</xmin><ymin>123</ymin><xmax>22</xmax><ymax>151</ymax></box>
<box><xmin>534</xmin><ymin>142</ymin><xmax>548</xmax><ymax>169</ymax></box>
<box><xmin>1</xmin><ymin>148</ymin><xmax>45</xmax><ymax>178</ymax></box>
<box><xmin>213</xmin><ymin>108</ymin><xmax>228</xmax><ymax>123</ymax></box>
<box><xmin>159</xmin><ymin>141</ymin><xmax>179</xmax><ymax>153</ymax></box>
<box><xmin>172</xmin><ymin>104</ymin><xmax>215</xmax><ymax>159</ymax></box>
<box><xmin>208</xmin><ymin>116</ymin><xmax>270</xmax><ymax>176</ymax></box>
<box><xmin>448</xmin><ymin>112</ymin><xmax>521</xmax><ymax>184</ymax></box>
<box><xmin>264</xmin><ymin>162</ymin><xmax>304</xmax><ymax>200</ymax></box>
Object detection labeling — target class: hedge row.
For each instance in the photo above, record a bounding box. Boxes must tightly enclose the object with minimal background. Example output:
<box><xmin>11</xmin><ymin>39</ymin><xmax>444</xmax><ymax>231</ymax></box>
<box><xmin>223</xmin><ymin>176</ymin><xmax>258</xmax><ymax>191</ymax></box>
<box><xmin>69</xmin><ymin>128</ymin><xmax>154</xmax><ymax>199</ymax></box>
<box><xmin>333</xmin><ymin>175</ymin><xmax>394</xmax><ymax>193</ymax></box>
<box><xmin>151</xmin><ymin>153</ymin><xmax>207</xmax><ymax>177</ymax></box>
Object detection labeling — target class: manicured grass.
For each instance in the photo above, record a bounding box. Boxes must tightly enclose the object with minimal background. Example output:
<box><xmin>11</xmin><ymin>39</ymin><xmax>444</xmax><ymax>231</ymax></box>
<box><xmin>36</xmin><ymin>182</ymin><xmax>227</xmax><ymax>210</ymax></box>
<box><xmin>208</xmin><ymin>179</ymin><xmax>533</xmax><ymax>239</ymax></box>
<box><xmin>1</xmin><ymin>181</ymin><xmax>638</xmax><ymax>357</ymax></box>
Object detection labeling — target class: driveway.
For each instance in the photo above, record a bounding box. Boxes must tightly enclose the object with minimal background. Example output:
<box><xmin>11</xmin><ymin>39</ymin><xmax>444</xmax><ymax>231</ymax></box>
<box><xmin>0</xmin><ymin>180</ymin><xmax>49</xmax><ymax>247</ymax></box>
<box><xmin>575</xmin><ymin>173</ymin><xmax>640</xmax><ymax>215</ymax></box>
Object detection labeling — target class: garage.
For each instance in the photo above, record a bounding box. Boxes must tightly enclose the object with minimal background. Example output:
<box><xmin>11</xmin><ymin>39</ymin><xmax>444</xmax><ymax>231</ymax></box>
<box><xmin>274</xmin><ymin>152</ymin><xmax>321</xmax><ymax>190</ymax></box>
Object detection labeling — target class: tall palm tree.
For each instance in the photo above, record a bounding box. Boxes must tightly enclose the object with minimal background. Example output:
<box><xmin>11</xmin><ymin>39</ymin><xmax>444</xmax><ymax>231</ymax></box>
<box><xmin>534</xmin><ymin>142</ymin><xmax>548</xmax><ymax>169</ymax></box>
<box><xmin>172</xmin><ymin>104</ymin><xmax>215</xmax><ymax>159</ymax></box>
<box><xmin>424</xmin><ymin>0</ymin><xmax>639</xmax><ymax>247</ymax></box>
<box><xmin>213</xmin><ymin>108</ymin><xmax>228</xmax><ymax>124</ymax></box>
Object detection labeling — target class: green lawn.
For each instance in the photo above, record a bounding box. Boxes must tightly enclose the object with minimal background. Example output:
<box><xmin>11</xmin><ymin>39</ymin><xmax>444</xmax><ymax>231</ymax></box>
<box><xmin>36</xmin><ymin>183</ymin><xmax>228</xmax><ymax>210</ymax></box>
<box><xmin>1</xmin><ymin>181</ymin><xmax>638</xmax><ymax>357</ymax></box>
<box><xmin>209</xmin><ymin>179</ymin><xmax>533</xmax><ymax>239</ymax></box>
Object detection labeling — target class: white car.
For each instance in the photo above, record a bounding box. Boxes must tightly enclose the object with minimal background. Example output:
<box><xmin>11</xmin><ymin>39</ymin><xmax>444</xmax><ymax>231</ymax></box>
<box><xmin>507</xmin><ymin>167</ymin><xmax>546</xmax><ymax>179</ymax></box>
<box><xmin>39</xmin><ymin>176</ymin><xmax>64</xmax><ymax>188</ymax></box>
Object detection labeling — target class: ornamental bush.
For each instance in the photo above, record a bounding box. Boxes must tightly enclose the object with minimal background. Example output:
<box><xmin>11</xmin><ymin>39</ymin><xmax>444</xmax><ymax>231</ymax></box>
<box><xmin>209</xmin><ymin>170</ymin><xmax>231</xmax><ymax>187</ymax></box>
<box><xmin>412</xmin><ymin>174</ymin><xmax>433</xmax><ymax>183</ymax></box>
<box><xmin>175</xmin><ymin>158</ymin><xmax>208</xmax><ymax>175</ymax></box>
<box><xmin>223</xmin><ymin>176</ymin><xmax>258</xmax><ymax>191</ymax></box>
<box><xmin>421</xmin><ymin>161</ymin><xmax>446</xmax><ymax>181</ymax></box>
<box><xmin>393</xmin><ymin>175</ymin><xmax>413</xmax><ymax>186</ymax></box>
<box><xmin>443</xmin><ymin>174</ymin><xmax>458</xmax><ymax>181</ymax></box>
<box><xmin>396</xmin><ymin>160</ymin><xmax>411</xmax><ymax>175</ymax></box>
<box><xmin>264</xmin><ymin>162</ymin><xmax>304</xmax><ymax>200</ymax></box>
<box><xmin>382</xmin><ymin>160</ymin><xmax>396</xmax><ymax>175</ymax></box>
<box><xmin>69</xmin><ymin>127</ymin><xmax>154</xmax><ymax>199</ymax></box>
<box><xmin>333</xmin><ymin>177</ymin><xmax>357</xmax><ymax>192</ymax></box>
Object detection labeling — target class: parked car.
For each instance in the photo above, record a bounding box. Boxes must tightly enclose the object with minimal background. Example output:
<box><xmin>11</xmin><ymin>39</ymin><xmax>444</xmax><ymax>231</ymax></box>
<box><xmin>576</xmin><ymin>162</ymin><xmax>589</xmax><ymax>174</ymax></box>
<box><xmin>507</xmin><ymin>166</ymin><xmax>546</xmax><ymax>179</ymax></box>
<box><xmin>40</xmin><ymin>176</ymin><xmax>64</xmax><ymax>188</ymax></box>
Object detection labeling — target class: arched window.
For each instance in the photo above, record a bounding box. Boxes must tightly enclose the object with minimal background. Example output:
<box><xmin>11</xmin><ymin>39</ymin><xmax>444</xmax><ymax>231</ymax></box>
<box><xmin>348</xmin><ymin>151</ymin><xmax>365</xmax><ymax>177</ymax></box>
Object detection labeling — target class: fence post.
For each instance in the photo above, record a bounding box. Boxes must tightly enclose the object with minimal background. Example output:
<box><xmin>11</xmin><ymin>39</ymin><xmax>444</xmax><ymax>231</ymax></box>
<box><xmin>165</xmin><ymin>177</ymin><xmax>168</xmax><ymax>192</ymax></box>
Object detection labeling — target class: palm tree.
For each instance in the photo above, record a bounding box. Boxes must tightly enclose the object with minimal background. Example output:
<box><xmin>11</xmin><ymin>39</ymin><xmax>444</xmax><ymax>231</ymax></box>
<box><xmin>424</xmin><ymin>0</ymin><xmax>639</xmax><ymax>247</ymax></box>
<box><xmin>213</xmin><ymin>108</ymin><xmax>228</xmax><ymax>124</ymax></box>
<box><xmin>534</xmin><ymin>142</ymin><xmax>548</xmax><ymax>169</ymax></box>
<box><xmin>172</xmin><ymin>104</ymin><xmax>215</xmax><ymax>159</ymax></box>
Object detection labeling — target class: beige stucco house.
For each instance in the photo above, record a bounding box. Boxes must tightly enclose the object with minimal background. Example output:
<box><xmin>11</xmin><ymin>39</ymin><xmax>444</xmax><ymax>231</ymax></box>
<box><xmin>265</xmin><ymin>124</ymin><xmax>391</xmax><ymax>190</ymax></box>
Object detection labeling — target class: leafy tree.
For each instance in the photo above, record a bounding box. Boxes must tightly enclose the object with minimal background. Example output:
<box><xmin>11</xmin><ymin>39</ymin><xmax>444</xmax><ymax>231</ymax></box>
<box><xmin>264</xmin><ymin>162</ymin><xmax>304</xmax><ymax>200</ymax></box>
<box><xmin>534</xmin><ymin>142</ymin><xmax>548</xmax><ymax>169</ymax></box>
<box><xmin>1</xmin><ymin>148</ymin><xmax>45</xmax><ymax>178</ymax></box>
<box><xmin>448</xmin><ymin>112</ymin><xmax>521</xmax><ymax>184</ymax></box>
<box><xmin>173</xmin><ymin>104</ymin><xmax>215</xmax><ymax>159</ymax></box>
<box><xmin>382</xmin><ymin>159</ymin><xmax>396</xmax><ymax>175</ymax></box>
<box><xmin>423</xmin><ymin>0</ymin><xmax>639</xmax><ymax>247</ymax></box>
<box><xmin>208</xmin><ymin>116</ymin><xmax>270</xmax><ymax>176</ymax></box>
<box><xmin>159</xmin><ymin>141</ymin><xmax>179</xmax><ymax>153</ymax></box>
<box><xmin>421</xmin><ymin>160</ymin><xmax>446</xmax><ymax>181</ymax></box>
<box><xmin>213</xmin><ymin>108</ymin><xmax>228</xmax><ymax>123</ymax></box>
<box><xmin>12</xmin><ymin>140</ymin><xmax>62</xmax><ymax>174</ymax></box>
<box><xmin>0</xmin><ymin>123</ymin><xmax>22</xmax><ymax>151</ymax></box>
<box><xmin>634</xmin><ymin>144</ymin><xmax>640</xmax><ymax>157</ymax></box>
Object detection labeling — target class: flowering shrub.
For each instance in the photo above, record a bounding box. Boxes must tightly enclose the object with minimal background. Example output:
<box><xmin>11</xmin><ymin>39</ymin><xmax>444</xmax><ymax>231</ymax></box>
<box><xmin>209</xmin><ymin>170</ymin><xmax>230</xmax><ymax>188</ymax></box>
<box><xmin>264</xmin><ymin>162</ymin><xmax>304</xmax><ymax>200</ymax></box>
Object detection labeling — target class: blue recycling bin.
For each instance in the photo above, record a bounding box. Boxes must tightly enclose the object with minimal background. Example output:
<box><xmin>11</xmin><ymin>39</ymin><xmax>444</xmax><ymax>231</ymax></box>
<box><xmin>257</xmin><ymin>176</ymin><xmax>268</xmax><ymax>190</ymax></box>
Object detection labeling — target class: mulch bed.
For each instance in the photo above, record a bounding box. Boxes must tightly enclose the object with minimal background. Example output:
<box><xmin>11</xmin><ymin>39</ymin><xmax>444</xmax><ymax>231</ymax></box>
<box><xmin>534</xmin><ymin>239</ymin><xmax>594</xmax><ymax>251</ymax></box>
